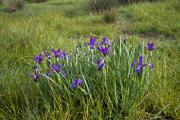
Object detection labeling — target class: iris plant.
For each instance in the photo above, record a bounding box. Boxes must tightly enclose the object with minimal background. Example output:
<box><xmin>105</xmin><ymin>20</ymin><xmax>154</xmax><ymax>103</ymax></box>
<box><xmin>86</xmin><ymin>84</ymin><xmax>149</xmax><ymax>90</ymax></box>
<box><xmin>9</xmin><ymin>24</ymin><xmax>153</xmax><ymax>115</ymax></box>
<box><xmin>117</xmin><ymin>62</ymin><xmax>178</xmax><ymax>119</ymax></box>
<box><xmin>30</xmin><ymin>37</ymin><xmax>156</xmax><ymax>90</ymax></box>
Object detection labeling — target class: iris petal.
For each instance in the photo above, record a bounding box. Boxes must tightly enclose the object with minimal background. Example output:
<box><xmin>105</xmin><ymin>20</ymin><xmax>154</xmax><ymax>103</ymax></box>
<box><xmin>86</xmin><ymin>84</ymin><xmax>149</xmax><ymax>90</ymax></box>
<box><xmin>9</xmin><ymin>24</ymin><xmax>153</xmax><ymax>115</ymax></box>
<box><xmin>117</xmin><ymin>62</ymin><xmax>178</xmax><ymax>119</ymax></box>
<box><xmin>71</xmin><ymin>79</ymin><xmax>83</xmax><ymax>89</ymax></box>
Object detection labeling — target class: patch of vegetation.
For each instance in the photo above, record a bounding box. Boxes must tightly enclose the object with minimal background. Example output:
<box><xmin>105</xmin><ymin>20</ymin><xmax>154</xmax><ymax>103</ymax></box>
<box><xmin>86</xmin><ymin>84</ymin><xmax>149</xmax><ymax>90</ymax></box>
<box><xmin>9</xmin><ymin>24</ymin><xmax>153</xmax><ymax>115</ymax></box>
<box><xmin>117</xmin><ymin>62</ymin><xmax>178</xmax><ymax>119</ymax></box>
<box><xmin>103</xmin><ymin>9</ymin><xmax>117</xmax><ymax>23</ymax></box>
<box><xmin>119</xmin><ymin>0</ymin><xmax>180</xmax><ymax>38</ymax></box>
<box><xmin>89</xmin><ymin>0</ymin><xmax>116</xmax><ymax>12</ymax></box>
<box><xmin>5</xmin><ymin>0</ymin><xmax>25</xmax><ymax>12</ymax></box>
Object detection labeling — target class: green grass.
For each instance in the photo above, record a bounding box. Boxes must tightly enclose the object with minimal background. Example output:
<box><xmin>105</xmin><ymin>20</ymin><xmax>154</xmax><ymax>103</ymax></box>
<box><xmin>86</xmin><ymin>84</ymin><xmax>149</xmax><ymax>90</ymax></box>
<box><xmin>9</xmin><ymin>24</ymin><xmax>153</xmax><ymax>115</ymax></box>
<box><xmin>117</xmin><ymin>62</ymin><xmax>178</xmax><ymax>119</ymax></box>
<box><xmin>0</xmin><ymin>0</ymin><xmax>180</xmax><ymax>119</ymax></box>
<box><xmin>118</xmin><ymin>0</ymin><xmax>180</xmax><ymax>38</ymax></box>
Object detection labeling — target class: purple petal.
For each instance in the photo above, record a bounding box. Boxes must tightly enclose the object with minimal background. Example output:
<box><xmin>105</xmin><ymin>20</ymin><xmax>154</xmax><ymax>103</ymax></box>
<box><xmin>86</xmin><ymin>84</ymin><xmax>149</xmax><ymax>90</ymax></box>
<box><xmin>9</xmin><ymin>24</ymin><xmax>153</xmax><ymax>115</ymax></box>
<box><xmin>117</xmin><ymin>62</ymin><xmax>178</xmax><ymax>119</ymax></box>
<box><xmin>89</xmin><ymin>37</ymin><xmax>96</xmax><ymax>49</ymax></box>
<box><xmin>34</xmin><ymin>66</ymin><xmax>38</xmax><ymax>73</ymax></box>
<box><xmin>139</xmin><ymin>56</ymin><xmax>143</xmax><ymax>65</ymax></box>
<box><xmin>51</xmin><ymin>63</ymin><xmax>62</xmax><ymax>73</ymax></box>
<box><xmin>136</xmin><ymin>65</ymin><xmax>142</xmax><ymax>76</ymax></box>
<box><xmin>102</xmin><ymin>37</ymin><xmax>109</xmax><ymax>45</ymax></box>
<box><xmin>52</xmin><ymin>49</ymin><xmax>61</xmax><ymax>57</ymax></box>
<box><xmin>46</xmin><ymin>71</ymin><xmax>51</xmax><ymax>76</ymax></box>
<box><xmin>97</xmin><ymin>58</ymin><xmax>105</xmax><ymax>70</ymax></box>
<box><xmin>34</xmin><ymin>54</ymin><xmax>44</xmax><ymax>63</ymax></box>
<box><xmin>146</xmin><ymin>42</ymin><xmax>156</xmax><ymax>51</ymax></box>
<box><xmin>142</xmin><ymin>64</ymin><xmax>147</xmax><ymax>67</ymax></box>
<box><xmin>71</xmin><ymin>79</ymin><xmax>83</xmax><ymax>89</ymax></box>
<box><xmin>44</xmin><ymin>51</ymin><xmax>51</xmax><ymax>59</ymax></box>
<box><xmin>61</xmin><ymin>51</ymin><xmax>66</xmax><ymax>59</ymax></box>
<box><xmin>149</xmin><ymin>64</ymin><xmax>155</xmax><ymax>69</ymax></box>
<box><xmin>131</xmin><ymin>61</ymin><xmax>134</xmax><ymax>67</ymax></box>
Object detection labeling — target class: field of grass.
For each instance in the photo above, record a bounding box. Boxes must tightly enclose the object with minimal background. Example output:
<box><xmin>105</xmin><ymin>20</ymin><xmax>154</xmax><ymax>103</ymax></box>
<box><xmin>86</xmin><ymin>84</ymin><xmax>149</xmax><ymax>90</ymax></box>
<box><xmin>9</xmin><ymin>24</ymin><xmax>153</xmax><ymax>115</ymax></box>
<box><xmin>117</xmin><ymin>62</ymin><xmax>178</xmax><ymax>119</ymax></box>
<box><xmin>0</xmin><ymin>0</ymin><xmax>179</xmax><ymax>119</ymax></box>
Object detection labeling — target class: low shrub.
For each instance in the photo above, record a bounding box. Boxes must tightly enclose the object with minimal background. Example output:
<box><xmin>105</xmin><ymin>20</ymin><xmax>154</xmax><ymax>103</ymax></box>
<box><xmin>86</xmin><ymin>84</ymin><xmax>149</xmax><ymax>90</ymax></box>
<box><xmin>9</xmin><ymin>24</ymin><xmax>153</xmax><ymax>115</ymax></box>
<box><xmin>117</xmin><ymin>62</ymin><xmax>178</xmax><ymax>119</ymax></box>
<box><xmin>103</xmin><ymin>9</ymin><xmax>117</xmax><ymax>23</ymax></box>
<box><xmin>89</xmin><ymin>0</ymin><xmax>116</xmax><ymax>12</ymax></box>
<box><xmin>6</xmin><ymin>0</ymin><xmax>25</xmax><ymax>12</ymax></box>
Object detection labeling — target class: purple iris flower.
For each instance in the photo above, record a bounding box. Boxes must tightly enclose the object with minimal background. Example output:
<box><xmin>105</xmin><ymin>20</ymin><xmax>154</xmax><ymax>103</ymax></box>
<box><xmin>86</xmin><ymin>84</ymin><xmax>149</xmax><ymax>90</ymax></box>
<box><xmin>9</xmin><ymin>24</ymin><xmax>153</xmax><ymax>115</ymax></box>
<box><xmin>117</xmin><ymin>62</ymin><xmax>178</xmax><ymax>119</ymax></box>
<box><xmin>135</xmin><ymin>65</ymin><xmax>142</xmax><ymax>76</ymax></box>
<box><xmin>132</xmin><ymin>56</ymin><xmax>154</xmax><ymax>76</ymax></box>
<box><xmin>46</xmin><ymin>71</ymin><xmax>51</xmax><ymax>77</ymax></box>
<box><xmin>138</xmin><ymin>56</ymin><xmax>143</xmax><ymax>65</ymax></box>
<box><xmin>98</xmin><ymin>46</ymin><xmax>110</xmax><ymax>55</ymax></box>
<box><xmin>50</xmin><ymin>63</ymin><xmax>62</xmax><ymax>73</ymax></box>
<box><xmin>149</xmin><ymin>63</ymin><xmax>154</xmax><ymax>69</ymax></box>
<box><xmin>61</xmin><ymin>51</ymin><xmax>66</xmax><ymax>59</ymax></box>
<box><xmin>44</xmin><ymin>51</ymin><xmax>51</xmax><ymax>59</ymax></box>
<box><xmin>102</xmin><ymin>37</ymin><xmax>110</xmax><ymax>45</ymax></box>
<box><xmin>145</xmin><ymin>42</ymin><xmax>156</xmax><ymax>51</ymax></box>
<box><xmin>52</xmin><ymin>49</ymin><xmax>61</xmax><ymax>58</ymax></box>
<box><xmin>71</xmin><ymin>79</ymin><xmax>83</xmax><ymax>89</ymax></box>
<box><xmin>89</xmin><ymin>37</ymin><xmax>96</xmax><ymax>49</ymax></box>
<box><xmin>97</xmin><ymin>58</ymin><xmax>105</xmax><ymax>70</ymax></box>
<box><xmin>29</xmin><ymin>66</ymin><xmax>42</xmax><ymax>81</ymax></box>
<box><xmin>34</xmin><ymin>54</ymin><xmax>44</xmax><ymax>63</ymax></box>
<box><xmin>96</xmin><ymin>42</ymin><xmax>101</xmax><ymax>51</ymax></box>
<box><xmin>135</xmin><ymin>56</ymin><xmax>147</xmax><ymax>76</ymax></box>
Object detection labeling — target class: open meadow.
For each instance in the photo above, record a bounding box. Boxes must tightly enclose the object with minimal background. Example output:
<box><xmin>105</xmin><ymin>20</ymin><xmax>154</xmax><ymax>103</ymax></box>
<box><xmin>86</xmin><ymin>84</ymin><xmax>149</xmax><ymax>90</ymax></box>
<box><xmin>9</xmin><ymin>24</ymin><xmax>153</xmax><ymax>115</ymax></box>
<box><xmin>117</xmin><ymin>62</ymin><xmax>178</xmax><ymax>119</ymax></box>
<box><xmin>0</xmin><ymin>0</ymin><xmax>180</xmax><ymax>119</ymax></box>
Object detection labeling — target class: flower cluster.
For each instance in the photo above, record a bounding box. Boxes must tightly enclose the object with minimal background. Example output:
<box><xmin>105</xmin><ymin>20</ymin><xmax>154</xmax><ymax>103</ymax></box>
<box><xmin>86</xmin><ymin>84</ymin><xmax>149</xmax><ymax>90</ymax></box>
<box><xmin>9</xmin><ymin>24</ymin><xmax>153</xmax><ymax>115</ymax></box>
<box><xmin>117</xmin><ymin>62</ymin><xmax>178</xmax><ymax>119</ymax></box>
<box><xmin>30</xmin><ymin>37</ymin><xmax>112</xmax><ymax>89</ymax></box>
<box><xmin>29</xmin><ymin>37</ymin><xmax>157</xmax><ymax>89</ymax></box>
<box><xmin>85</xmin><ymin>37</ymin><xmax>112</xmax><ymax>69</ymax></box>
<box><xmin>131</xmin><ymin>41</ymin><xmax>157</xmax><ymax>76</ymax></box>
<box><xmin>30</xmin><ymin>49</ymin><xmax>68</xmax><ymax>81</ymax></box>
<box><xmin>131</xmin><ymin>56</ymin><xmax>154</xmax><ymax>76</ymax></box>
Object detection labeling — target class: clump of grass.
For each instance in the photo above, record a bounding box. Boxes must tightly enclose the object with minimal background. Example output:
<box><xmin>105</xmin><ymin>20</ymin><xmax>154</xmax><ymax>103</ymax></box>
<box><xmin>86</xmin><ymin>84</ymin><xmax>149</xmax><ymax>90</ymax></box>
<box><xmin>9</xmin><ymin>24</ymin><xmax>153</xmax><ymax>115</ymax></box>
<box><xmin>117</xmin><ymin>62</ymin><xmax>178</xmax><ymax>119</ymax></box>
<box><xmin>5</xmin><ymin>0</ymin><xmax>25</xmax><ymax>12</ymax></box>
<box><xmin>89</xmin><ymin>0</ymin><xmax>116</xmax><ymax>12</ymax></box>
<box><xmin>20</xmin><ymin>37</ymin><xmax>157</xmax><ymax>119</ymax></box>
<box><xmin>103</xmin><ymin>9</ymin><xmax>117</xmax><ymax>23</ymax></box>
